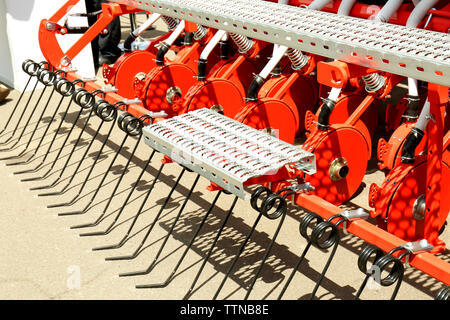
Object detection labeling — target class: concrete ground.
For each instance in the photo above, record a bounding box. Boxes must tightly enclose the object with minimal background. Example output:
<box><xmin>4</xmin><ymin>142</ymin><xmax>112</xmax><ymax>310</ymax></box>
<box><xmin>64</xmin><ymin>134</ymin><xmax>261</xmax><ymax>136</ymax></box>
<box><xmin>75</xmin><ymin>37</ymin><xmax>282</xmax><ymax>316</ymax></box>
<box><xmin>0</xmin><ymin>13</ymin><xmax>448</xmax><ymax>301</ymax></box>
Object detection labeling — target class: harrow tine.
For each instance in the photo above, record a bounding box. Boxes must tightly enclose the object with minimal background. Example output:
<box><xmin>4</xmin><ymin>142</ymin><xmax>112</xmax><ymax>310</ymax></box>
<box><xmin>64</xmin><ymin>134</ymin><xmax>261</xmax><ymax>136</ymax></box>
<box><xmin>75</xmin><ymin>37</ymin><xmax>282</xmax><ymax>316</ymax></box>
<box><xmin>46</xmin><ymin>101</ymin><xmax>118</xmax><ymax>207</ymax></box>
<box><xmin>181</xmin><ymin>195</ymin><xmax>238</xmax><ymax>298</ymax></box>
<box><xmin>72</xmin><ymin>148</ymin><xmax>155</xmax><ymax>230</ymax></box>
<box><xmin>278</xmin><ymin>212</ymin><xmax>343</xmax><ymax>300</ymax></box>
<box><xmin>0</xmin><ymin>61</ymin><xmax>42</xmax><ymax>144</ymax></box>
<box><xmin>23</xmin><ymin>85</ymin><xmax>94</xmax><ymax>183</ymax></box>
<box><xmin>213</xmin><ymin>208</ymin><xmax>264</xmax><ymax>300</ymax></box>
<box><xmin>8</xmin><ymin>76</ymin><xmax>75</xmax><ymax>167</ymax></box>
<box><xmin>137</xmin><ymin>191</ymin><xmax>223</xmax><ymax>289</ymax></box>
<box><xmin>354</xmin><ymin>245</ymin><xmax>405</xmax><ymax>300</ymax></box>
<box><xmin>107</xmin><ymin>167</ymin><xmax>186</xmax><ymax>263</ymax></box>
<box><xmin>123</xmin><ymin>173</ymin><xmax>201</xmax><ymax>278</ymax></box>
<box><xmin>0</xmin><ymin>60</ymin><xmax>39</xmax><ymax>136</ymax></box>
<box><xmin>0</xmin><ymin>68</ymin><xmax>55</xmax><ymax>153</ymax></box>
<box><xmin>88</xmin><ymin>161</ymin><xmax>164</xmax><ymax>245</ymax></box>
<box><xmin>59</xmin><ymin>112</ymin><xmax>142</xmax><ymax>216</ymax></box>
<box><xmin>32</xmin><ymin>94</ymin><xmax>102</xmax><ymax>193</ymax></box>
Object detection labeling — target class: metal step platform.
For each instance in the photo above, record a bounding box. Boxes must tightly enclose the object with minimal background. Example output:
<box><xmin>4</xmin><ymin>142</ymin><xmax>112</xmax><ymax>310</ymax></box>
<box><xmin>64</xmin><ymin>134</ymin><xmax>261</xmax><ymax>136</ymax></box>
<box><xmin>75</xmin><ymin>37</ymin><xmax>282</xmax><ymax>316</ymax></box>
<box><xmin>111</xmin><ymin>0</ymin><xmax>450</xmax><ymax>86</ymax></box>
<box><xmin>143</xmin><ymin>108</ymin><xmax>316</xmax><ymax>199</ymax></box>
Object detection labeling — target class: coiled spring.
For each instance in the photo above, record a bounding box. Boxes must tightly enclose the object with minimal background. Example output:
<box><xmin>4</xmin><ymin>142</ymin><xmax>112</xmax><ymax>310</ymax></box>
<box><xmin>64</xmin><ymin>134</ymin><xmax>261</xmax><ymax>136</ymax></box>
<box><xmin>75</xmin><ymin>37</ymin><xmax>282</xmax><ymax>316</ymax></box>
<box><xmin>161</xmin><ymin>16</ymin><xmax>178</xmax><ymax>30</ymax></box>
<box><xmin>286</xmin><ymin>48</ymin><xmax>308</xmax><ymax>70</ymax></box>
<box><xmin>362</xmin><ymin>73</ymin><xmax>385</xmax><ymax>93</ymax></box>
<box><xmin>193</xmin><ymin>24</ymin><xmax>207</xmax><ymax>40</ymax></box>
<box><xmin>229</xmin><ymin>33</ymin><xmax>253</xmax><ymax>53</ymax></box>
<box><xmin>435</xmin><ymin>286</ymin><xmax>450</xmax><ymax>300</ymax></box>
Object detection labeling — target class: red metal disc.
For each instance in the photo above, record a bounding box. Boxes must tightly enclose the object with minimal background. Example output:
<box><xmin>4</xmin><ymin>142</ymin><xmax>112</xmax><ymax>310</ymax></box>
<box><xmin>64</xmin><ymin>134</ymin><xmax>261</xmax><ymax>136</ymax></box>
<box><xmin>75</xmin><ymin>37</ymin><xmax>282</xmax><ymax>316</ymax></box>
<box><xmin>235</xmin><ymin>98</ymin><xmax>299</xmax><ymax>144</ymax></box>
<box><xmin>181</xmin><ymin>78</ymin><xmax>245</xmax><ymax>118</ymax></box>
<box><xmin>259</xmin><ymin>74</ymin><xmax>319</xmax><ymax>135</ymax></box>
<box><xmin>103</xmin><ymin>50</ymin><xmax>156</xmax><ymax>98</ymax></box>
<box><xmin>210</xmin><ymin>58</ymin><xmax>260</xmax><ymax>98</ymax></box>
<box><xmin>139</xmin><ymin>63</ymin><xmax>196</xmax><ymax>117</ymax></box>
<box><xmin>303</xmin><ymin>124</ymin><xmax>370</xmax><ymax>205</ymax></box>
<box><xmin>384</xmin><ymin>160</ymin><xmax>449</xmax><ymax>250</ymax></box>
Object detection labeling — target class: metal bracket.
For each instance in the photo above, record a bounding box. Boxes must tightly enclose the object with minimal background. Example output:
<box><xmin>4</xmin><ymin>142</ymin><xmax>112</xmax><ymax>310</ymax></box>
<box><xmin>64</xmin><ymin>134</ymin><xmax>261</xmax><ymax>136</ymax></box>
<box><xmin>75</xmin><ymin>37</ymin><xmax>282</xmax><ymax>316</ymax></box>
<box><xmin>399</xmin><ymin>239</ymin><xmax>434</xmax><ymax>268</ymax></box>
<box><xmin>339</xmin><ymin>208</ymin><xmax>369</xmax><ymax>235</ymax></box>
<box><xmin>122</xmin><ymin>98</ymin><xmax>142</xmax><ymax>105</ymax></box>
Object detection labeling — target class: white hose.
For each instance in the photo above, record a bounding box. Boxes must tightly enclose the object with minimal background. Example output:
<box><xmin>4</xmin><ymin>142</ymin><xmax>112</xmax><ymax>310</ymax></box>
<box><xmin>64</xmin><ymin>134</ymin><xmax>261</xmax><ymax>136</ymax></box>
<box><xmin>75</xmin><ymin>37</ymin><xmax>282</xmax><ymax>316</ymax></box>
<box><xmin>307</xmin><ymin>0</ymin><xmax>333</xmax><ymax>11</ymax></box>
<box><xmin>373</xmin><ymin>0</ymin><xmax>404</xmax><ymax>22</ymax></box>
<box><xmin>131</xmin><ymin>13</ymin><xmax>161</xmax><ymax>37</ymax></box>
<box><xmin>163</xmin><ymin>20</ymin><xmax>185</xmax><ymax>46</ymax></box>
<box><xmin>258</xmin><ymin>45</ymin><xmax>288</xmax><ymax>79</ymax></box>
<box><xmin>199</xmin><ymin>30</ymin><xmax>227</xmax><ymax>61</ymax></box>
<box><xmin>337</xmin><ymin>0</ymin><xmax>357</xmax><ymax>16</ymax></box>
<box><xmin>415</xmin><ymin>99</ymin><xmax>431</xmax><ymax>131</ymax></box>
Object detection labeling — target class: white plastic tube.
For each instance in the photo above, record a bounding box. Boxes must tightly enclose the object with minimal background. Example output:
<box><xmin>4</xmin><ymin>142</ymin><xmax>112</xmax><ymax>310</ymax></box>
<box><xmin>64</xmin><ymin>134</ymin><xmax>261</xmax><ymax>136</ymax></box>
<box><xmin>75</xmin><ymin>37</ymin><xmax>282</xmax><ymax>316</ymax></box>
<box><xmin>415</xmin><ymin>99</ymin><xmax>430</xmax><ymax>131</ymax></box>
<box><xmin>373</xmin><ymin>0</ymin><xmax>404</xmax><ymax>22</ymax></box>
<box><xmin>307</xmin><ymin>0</ymin><xmax>333</xmax><ymax>11</ymax></box>
<box><xmin>163</xmin><ymin>20</ymin><xmax>186</xmax><ymax>46</ymax></box>
<box><xmin>131</xmin><ymin>13</ymin><xmax>161</xmax><ymax>37</ymax></box>
<box><xmin>337</xmin><ymin>0</ymin><xmax>357</xmax><ymax>16</ymax></box>
<box><xmin>258</xmin><ymin>45</ymin><xmax>288</xmax><ymax>79</ymax></box>
<box><xmin>199</xmin><ymin>30</ymin><xmax>227</xmax><ymax>61</ymax></box>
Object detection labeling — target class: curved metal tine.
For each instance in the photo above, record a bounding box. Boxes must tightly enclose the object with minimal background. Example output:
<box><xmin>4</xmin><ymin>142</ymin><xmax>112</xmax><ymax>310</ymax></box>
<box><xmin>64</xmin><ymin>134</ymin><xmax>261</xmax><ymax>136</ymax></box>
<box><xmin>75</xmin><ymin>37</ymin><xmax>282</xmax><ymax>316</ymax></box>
<box><xmin>181</xmin><ymin>195</ymin><xmax>238</xmax><ymax>298</ymax></box>
<box><xmin>28</xmin><ymin>105</ymin><xmax>96</xmax><ymax>188</ymax></box>
<box><xmin>308</xmin><ymin>225</ymin><xmax>342</xmax><ymax>300</ymax></box>
<box><xmin>123</xmin><ymin>174</ymin><xmax>201</xmax><ymax>278</ymax></box>
<box><xmin>106</xmin><ymin>167</ymin><xmax>187</xmax><ymax>263</ymax></box>
<box><xmin>2</xmin><ymin>85</ymin><xmax>58</xmax><ymax>162</ymax></box>
<box><xmin>277</xmin><ymin>241</ymin><xmax>312</xmax><ymax>300</ymax></box>
<box><xmin>9</xmin><ymin>91</ymin><xmax>68</xmax><ymax>166</ymax></box>
<box><xmin>0</xmin><ymin>84</ymin><xmax>48</xmax><ymax>151</ymax></box>
<box><xmin>0</xmin><ymin>77</ymin><xmax>39</xmax><ymax>144</ymax></box>
<box><xmin>35</xmin><ymin>106</ymin><xmax>101</xmax><ymax>195</ymax></box>
<box><xmin>213</xmin><ymin>211</ymin><xmax>264</xmax><ymax>300</ymax></box>
<box><xmin>72</xmin><ymin>148</ymin><xmax>154</xmax><ymax>230</ymax></box>
<box><xmin>138</xmin><ymin>191</ymin><xmax>223</xmax><ymax>289</ymax></box>
<box><xmin>0</xmin><ymin>74</ymin><xmax>33</xmax><ymax>136</ymax></box>
<box><xmin>15</xmin><ymin>98</ymin><xmax>74</xmax><ymax>176</ymax></box>
<box><xmin>89</xmin><ymin>160</ymin><xmax>164</xmax><ymax>244</ymax></box>
<box><xmin>59</xmin><ymin>130</ymin><xmax>131</xmax><ymax>215</ymax></box>
<box><xmin>244</xmin><ymin>208</ymin><xmax>288</xmax><ymax>300</ymax></box>
<box><xmin>47</xmin><ymin>112</ymin><xmax>118</xmax><ymax>208</ymax></box>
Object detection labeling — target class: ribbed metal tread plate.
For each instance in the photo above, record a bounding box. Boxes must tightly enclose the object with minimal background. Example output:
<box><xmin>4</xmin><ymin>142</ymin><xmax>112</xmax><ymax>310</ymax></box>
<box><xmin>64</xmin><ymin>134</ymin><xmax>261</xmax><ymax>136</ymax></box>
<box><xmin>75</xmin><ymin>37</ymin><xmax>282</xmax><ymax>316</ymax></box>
<box><xmin>143</xmin><ymin>108</ymin><xmax>316</xmax><ymax>199</ymax></box>
<box><xmin>110</xmin><ymin>0</ymin><xmax>450</xmax><ymax>86</ymax></box>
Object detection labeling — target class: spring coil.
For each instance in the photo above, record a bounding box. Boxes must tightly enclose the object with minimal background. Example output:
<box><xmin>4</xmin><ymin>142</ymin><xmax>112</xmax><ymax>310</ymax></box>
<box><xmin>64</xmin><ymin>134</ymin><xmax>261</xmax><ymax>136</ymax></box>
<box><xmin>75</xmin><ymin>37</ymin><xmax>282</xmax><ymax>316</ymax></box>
<box><xmin>362</xmin><ymin>73</ymin><xmax>385</xmax><ymax>93</ymax></box>
<box><xmin>286</xmin><ymin>48</ymin><xmax>308</xmax><ymax>70</ymax></box>
<box><xmin>193</xmin><ymin>24</ymin><xmax>207</xmax><ymax>40</ymax></box>
<box><xmin>435</xmin><ymin>286</ymin><xmax>450</xmax><ymax>300</ymax></box>
<box><xmin>161</xmin><ymin>16</ymin><xmax>178</xmax><ymax>30</ymax></box>
<box><xmin>229</xmin><ymin>33</ymin><xmax>253</xmax><ymax>53</ymax></box>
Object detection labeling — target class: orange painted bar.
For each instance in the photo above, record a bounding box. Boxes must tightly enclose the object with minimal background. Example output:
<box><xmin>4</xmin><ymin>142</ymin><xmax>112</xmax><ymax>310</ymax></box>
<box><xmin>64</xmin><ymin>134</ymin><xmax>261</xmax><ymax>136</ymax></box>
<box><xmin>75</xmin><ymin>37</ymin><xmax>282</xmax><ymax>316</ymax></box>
<box><xmin>296</xmin><ymin>194</ymin><xmax>450</xmax><ymax>285</ymax></box>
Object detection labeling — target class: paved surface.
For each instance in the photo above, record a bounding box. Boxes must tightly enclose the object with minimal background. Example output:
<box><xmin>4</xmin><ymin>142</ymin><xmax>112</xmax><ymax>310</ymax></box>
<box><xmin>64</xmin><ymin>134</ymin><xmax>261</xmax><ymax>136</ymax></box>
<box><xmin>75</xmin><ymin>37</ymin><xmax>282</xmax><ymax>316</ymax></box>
<box><xmin>0</xmin><ymin>13</ymin><xmax>448</xmax><ymax>301</ymax></box>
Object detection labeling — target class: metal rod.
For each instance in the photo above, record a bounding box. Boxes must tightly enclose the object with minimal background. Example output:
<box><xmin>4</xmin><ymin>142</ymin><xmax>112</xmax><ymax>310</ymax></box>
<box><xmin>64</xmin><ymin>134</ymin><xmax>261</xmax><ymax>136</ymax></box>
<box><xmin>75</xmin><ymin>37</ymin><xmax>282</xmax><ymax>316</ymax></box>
<box><xmin>137</xmin><ymin>191</ymin><xmax>222</xmax><ymax>289</ymax></box>
<box><xmin>124</xmin><ymin>174</ymin><xmax>201</xmax><ymax>278</ymax></box>
<box><xmin>111</xmin><ymin>167</ymin><xmax>186</xmax><ymax>263</ymax></box>
<box><xmin>183</xmin><ymin>195</ymin><xmax>238</xmax><ymax>299</ymax></box>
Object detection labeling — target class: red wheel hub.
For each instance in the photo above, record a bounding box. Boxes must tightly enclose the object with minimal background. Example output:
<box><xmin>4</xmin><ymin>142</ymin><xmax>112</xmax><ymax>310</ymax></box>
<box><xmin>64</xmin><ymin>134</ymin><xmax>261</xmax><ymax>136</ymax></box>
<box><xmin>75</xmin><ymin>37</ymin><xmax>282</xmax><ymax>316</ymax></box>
<box><xmin>181</xmin><ymin>78</ymin><xmax>245</xmax><ymax>118</ymax></box>
<box><xmin>303</xmin><ymin>124</ymin><xmax>370</xmax><ymax>205</ymax></box>
<box><xmin>103</xmin><ymin>51</ymin><xmax>156</xmax><ymax>98</ymax></box>
<box><xmin>234</xmin><ymin>98</ymin><xmax>299</xmax><ymax>144</ymax></box>
<box><xmin>136</xmin><ymin>63</ymin><xmax>196</xmax><ymax>117</ymax></box>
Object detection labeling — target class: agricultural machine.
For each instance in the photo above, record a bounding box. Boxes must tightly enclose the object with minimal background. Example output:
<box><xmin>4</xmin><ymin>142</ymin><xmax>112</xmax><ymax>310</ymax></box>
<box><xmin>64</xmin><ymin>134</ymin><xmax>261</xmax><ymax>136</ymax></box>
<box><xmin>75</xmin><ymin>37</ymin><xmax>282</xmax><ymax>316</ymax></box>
<box><xmin>2</xmin><ymin>0</ymin><xmax>450</xmax><ymax>299</ymax></box>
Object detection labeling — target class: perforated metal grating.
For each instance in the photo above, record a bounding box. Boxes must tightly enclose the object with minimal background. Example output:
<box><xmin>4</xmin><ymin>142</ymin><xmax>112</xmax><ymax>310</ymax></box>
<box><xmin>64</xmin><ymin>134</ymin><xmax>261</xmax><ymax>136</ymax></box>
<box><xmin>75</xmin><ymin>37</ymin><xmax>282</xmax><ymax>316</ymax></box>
<box><xmin>109</xmin><ymin>0</ymin><xmax>450</xmax><ymax>86</ymax></box>
<box><xmin>143</xmin><ymin>108</ymin><xmax>315</xmax><ymax>199</ymax></box>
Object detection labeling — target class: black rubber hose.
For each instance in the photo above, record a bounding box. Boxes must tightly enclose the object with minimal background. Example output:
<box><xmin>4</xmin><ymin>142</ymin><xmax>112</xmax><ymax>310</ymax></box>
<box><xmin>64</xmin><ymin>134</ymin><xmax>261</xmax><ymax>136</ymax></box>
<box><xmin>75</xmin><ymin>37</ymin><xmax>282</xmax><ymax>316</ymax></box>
<box><xmin>247</xmin><ymin>74</ymin><xmax>265</xmax><ymax>102</ymax></box>
<box><xmin>219</xmin><ymin>40</ymin><xmax>229</xmax><ymax>60</ymax></box>
<box><xmin>123</xmin><ymin>33</ymin><xmax>137</xmax><ymax>52</ymax></box>
<box><xmin>183</xmin><ymin>32</ymin><xmax>194</xmax><ymax>46</ymax></box>
<box><xmin>197</xmin><ymin>58</ymin><xmax>208</xmax><ymax>81</ymax></box>
<box><xmin>317</xmin><ymin>98</ymin><xmax>336</xmax><ymax>131</ymax></box>
<box><xmin>155</xmin><ymin>42</ymin><xmax>171</xmax><ymax>66</ymax></box>
<box><xmin>401</xmin><ymin>127</ymin><xmax>424</xmax><ymax>164</ymax></box>
<box><xmin>403</xmin><ymin>95</ymin><xmax>420</xmax><ymax>121</ymax></box>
